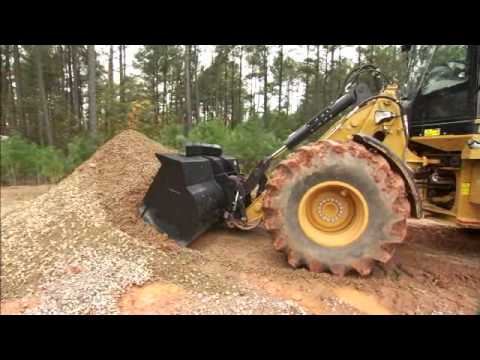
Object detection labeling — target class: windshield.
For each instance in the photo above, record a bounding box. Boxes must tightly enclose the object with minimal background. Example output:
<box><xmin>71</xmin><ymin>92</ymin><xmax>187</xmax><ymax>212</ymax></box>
<box><xmin>403</xmin><ymin>45</ymin><xmax>437</xmax><ymax>99</ymax></box>
<box><xmin>403</xmin><ymin>45</ymin><xmax>469</xmax><ymax>99</ymax></box>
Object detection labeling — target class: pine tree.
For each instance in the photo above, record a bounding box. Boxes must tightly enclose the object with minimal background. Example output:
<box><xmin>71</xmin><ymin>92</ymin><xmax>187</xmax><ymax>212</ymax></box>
<box><xmin>88</xmin><ymin>45</ymin><xmax>97</xmax><ymax>139</ymax></box>
<box><xmin>35</xmin><ymin>45</ymin><xmax>53</xmax><ymax>146</ymax></box>
<box><xmin>184</xmin><ymin>45</ymin><xmax>192</xmax><ymax>136</ymax></box>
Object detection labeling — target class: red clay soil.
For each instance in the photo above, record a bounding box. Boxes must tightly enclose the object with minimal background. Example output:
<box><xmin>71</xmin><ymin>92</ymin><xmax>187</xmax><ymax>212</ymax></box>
<box><xmin>118</xmin><ymin>282</ymin><xmax>191</xmax><ymax>315</ymax></box>
<box><xmin>0</xmin><ymin>297</ymin><xmax>39</xmax><ymax>315</ymax></box>
<box><xmin>192</xmin><ymin>218</ymin><xmax>480</xmax><ymax>315</ymax></box>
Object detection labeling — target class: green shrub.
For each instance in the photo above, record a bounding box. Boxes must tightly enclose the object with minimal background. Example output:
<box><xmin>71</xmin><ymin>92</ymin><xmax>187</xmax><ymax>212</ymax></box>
<box><xmin>37</xmin><ymin>146</ymin><xmax>66</xmax><ymax>183</ymax></box>
<box><xmin>149</xmin><ymin>122</ymin><xmax>186</xmax><ymax>150</ymax></box>
<box><xmin>186</xmin><ymin>118</ymin><xmax>282</xmax><ymax>173</ymax></box>
<box><xmin>65</xmin><ymin>135</ymin><xmax>99</xmax><ymax>173</ymax></box>
<box><xmin>1</xmin><ymin>135</ymin><xmax>67</xmax><ymax>184</ymax></box>
<box><xmin>1</xmin><ymin>135</ymin><xmax>36</xmax><ymax>184</ymax></box>
<box><xmin>266</xmin><ymin>111</ymin><xmax>297</xmax><ymax>140</ymax></box>
<box><xmin>187</xmin><ymin>119</ymin><xmax>230</xmax><ymax>147</ymax></box>
<box><xmin>224</xmin><ymin>120</ymin><xmax>281</xmax><ymax>172</ymax></box>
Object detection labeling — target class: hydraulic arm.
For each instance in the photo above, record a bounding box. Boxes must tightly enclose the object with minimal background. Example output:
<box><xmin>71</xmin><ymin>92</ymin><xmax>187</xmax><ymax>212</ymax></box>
<box><xmin>241</xmin><ymin>82</ymin><xmax>373</xmax><ymax>208</ymax></box>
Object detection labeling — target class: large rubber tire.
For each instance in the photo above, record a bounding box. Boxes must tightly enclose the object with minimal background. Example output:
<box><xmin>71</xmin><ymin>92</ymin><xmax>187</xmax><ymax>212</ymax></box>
<box><xmin>263</xmin><ymin>140</ymin><xmax>411</xmax><ymax>276</ymax></box>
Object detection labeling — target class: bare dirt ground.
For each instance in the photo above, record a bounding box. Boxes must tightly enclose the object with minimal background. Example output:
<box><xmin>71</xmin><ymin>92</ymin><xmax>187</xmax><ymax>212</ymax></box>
<box><xmin>1</xmin><ymin>130</ymin><xmax>479</xmax><ymax>315</ymax></box>
<box><xmin>192</xmin><ymin>220</ymin><xmax>480</xmax><ymax>315</ymax></box>
<box><xmin>1</xmin><ymin>185</ymin><xmax>52</xmax><ymax>218</ymax></box>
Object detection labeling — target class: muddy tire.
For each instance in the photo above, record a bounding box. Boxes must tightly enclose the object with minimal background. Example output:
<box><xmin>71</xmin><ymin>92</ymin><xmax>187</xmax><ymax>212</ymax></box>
<box><xmin>263</xmin><ymin>140</ymin><xmax>411</xmax><ymax>276</ymax></box>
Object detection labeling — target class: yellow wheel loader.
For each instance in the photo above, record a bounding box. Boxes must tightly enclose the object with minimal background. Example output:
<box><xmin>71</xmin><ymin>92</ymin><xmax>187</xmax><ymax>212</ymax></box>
<box><xmin>141</xmin><ymin>45</ymin><xmax>480</xmax><ymax>276</ymax></box>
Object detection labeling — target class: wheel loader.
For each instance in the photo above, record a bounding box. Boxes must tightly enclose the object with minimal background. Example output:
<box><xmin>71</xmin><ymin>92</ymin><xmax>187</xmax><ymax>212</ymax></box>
<box><xmin>140</xmin><ymin>45</ymin><xmax>480</xmax><ymax>276</ymax></box>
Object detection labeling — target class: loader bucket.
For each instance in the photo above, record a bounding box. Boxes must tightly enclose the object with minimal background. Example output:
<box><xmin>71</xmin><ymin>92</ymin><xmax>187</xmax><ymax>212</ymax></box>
<box><xmin>140</xmin><ymin>147</ymin><xmax>238</xmax><ymax>246</ymax></box>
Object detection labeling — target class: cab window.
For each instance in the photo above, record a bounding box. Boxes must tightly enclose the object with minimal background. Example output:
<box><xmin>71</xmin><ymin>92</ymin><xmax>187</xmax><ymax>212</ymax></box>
<box><xmin>421</xmin><ymin>45</ymin><xmax>469</xmax><ymax>95</ymax></box>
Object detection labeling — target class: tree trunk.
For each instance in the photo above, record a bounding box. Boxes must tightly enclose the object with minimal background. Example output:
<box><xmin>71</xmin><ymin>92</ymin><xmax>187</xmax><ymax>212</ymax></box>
<box><xmin>58</xmin><ymin>45</ymin><xmax>66</xmax><ymax>97</ymax></box>
<box><xmin>106</xmin><ymin>45</ymin><xmax>114</xmax><ymax>133</ymax></box>
<box><xmin>337</xmin><ymin>47</ymin><xmax>343</xmax><ymax>94</ymax></box>
<box><xmin>238</xmin><ymin>45</ymin><xmax>243</xmax><ymax>123</ymax></box>
<box><xmin>278</xmin><ymin>45</ymin><xmax>283</xmax><ymax>112</ymax></box>
<box><xmin>172</xmin><ymin>62</ymin><xmax>179</xmax><ymax>122</ymax></box>
<box><xmin>184</xmin><ymin>45</ymin><xmax>192</xmax><ymax>136</ymax></box>
<box><xmin>329</xmin><ymin>46</ymin><xmax>335</xmax><ymax>100</ymax></box>
<box><xmin>151</xmin><ymin>48</ymin><xmax>159</xmax><ymax>124</ymax></box>
<box><xmin>250</xmin><ymin>62</ymin><xmax>255</xmax><ymax>117</ymax></box>
<box><xmin>66</xmin><ymin>46</ymin><xmax>75</xmax><ymax>130</ymax></box>
<box><xmin>35</xmin><ymin>46</ymin><xmax>53</xmax><ymax>146</ymax></box>
<box><xmin>286</xmin><ymin>78</ymin><xmax>291</xmax><ymax>116</ymax></box>
<box><xmin>230</xmin><ymin>58</ymin><xmax>235</xmax><ymax>127</ymax></box>
<box><xmin>223</xmin><ymin>55</ymin><xmax>228</xmax><ymax>123</ymax></box>
<box><xmin>193</xmin><ymin>45</ymin><xmax>200</xmax><ymax>124</ymax></box>
<box><xmin>77</xmin><ymin>47</ymin><xmax>84</xmax><ymax>128</ymax></box>
<box><xmin>59</xmin><ymin>45</ymin><xmax>71</xmax><ymax>136</ymax></box>
<box><xmin>305</xmin><ymin>45</ymin><xmax>311</xmax><ymax>107</ymax></box>
<box><xmin>5</xmin><ymin>45</ymin><xmax>17</xmax><ymax>132</ymax></box>
<box><xmin>0</xmin><ymin>45</ymin><xmax>3</xmax><ymax>134</ymax></box>
<box><xmin>119</xmin><ymin>45</ymin><xmax>124</xmax><ymax>103</ymax></box>
<box><xmin>88</xmin><ymin>45</ymin><xmax>97</xmax><ymax>139</ymax></box>
<box><xmin>262</xmin><ymin>46</ymin><xmax>268</xmax><ymax>127</ymax></box>
<box><xmin>108</xmin><ymin>46</ymin><xmax>114</xmax><ymax>89</ymax></box>
<box><xmin>13</xmin><ymin>45</ymin><xmax>27</xmax><ymax>136</ymax></box>
<box><xmin>155</xmin><ymin>69</ymin><xmax>160</xmax><ymax>124</ymax></box>
<box><xmin>174</xmin><ymin>69</ymin><xmax>180</xmax><ymax>119</ymax></box>
<box><xmin>71</xmin><ymin>45</ymin><xmax>81</xmax><ymax>129</ymax></box>
<box><xmin>162</xmin><ymin>45</ymin><xmax>169</xmax><ymax>120</ymax></box>
<box><xmin>122</xmin><ymin>45</ymin><xmax>127</xmax><ymax>82</ymax></box>
<box><xmin>314</xmin><ymin>45</ymin><xmax>320</xmax><ymax>104</ymax></box>
<box><xmin>322</xmin><ymin>46</ymin><xmax>328</xmax><ymax>107</ymax></box>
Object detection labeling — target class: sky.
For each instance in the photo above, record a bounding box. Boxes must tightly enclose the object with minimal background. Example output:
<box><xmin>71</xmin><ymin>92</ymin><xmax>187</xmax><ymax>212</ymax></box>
<box><xmin>96</xmin><ymin>45</ymin><xmax>359</xmax><ymax>112</ymax></box>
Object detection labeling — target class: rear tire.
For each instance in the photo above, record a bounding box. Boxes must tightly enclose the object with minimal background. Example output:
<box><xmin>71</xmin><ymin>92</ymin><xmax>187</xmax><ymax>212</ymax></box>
<box><xmin>263</xmin><ymin>140</ymin><xmax>411</xmax><ymax>276</ymax></box>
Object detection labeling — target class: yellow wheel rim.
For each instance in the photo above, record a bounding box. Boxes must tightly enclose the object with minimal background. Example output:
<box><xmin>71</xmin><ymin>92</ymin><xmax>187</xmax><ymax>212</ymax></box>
<box><xmin>298</xmin><ymin>181</ymin><xmax>369</xmax><ymax>247</ymax></box>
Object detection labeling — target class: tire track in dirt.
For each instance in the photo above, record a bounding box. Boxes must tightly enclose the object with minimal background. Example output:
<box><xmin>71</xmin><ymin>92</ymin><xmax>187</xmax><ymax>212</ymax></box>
<box><xmin>191</xmin><ymin>219</ymin><xmax>480</xmax><ymax>315</ymax></box>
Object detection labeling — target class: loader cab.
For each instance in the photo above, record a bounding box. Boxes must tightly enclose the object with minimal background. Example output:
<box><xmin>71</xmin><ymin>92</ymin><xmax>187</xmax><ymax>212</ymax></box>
<box><xmin>402</xmin><ymin>45</ymin><xmax>480</xmax><ymax>137</ymax></box>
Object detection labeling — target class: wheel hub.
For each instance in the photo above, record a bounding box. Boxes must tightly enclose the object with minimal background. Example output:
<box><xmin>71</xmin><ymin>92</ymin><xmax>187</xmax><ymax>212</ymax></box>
<box><xmin>314</xmin><ymin>195</ymin><xmax>351</xmax><ymax>229</ymax></box>
<box><xmin>298</xmin><ymin>181</ymin><xmax>369</xmax><ymax>247</ymax></box>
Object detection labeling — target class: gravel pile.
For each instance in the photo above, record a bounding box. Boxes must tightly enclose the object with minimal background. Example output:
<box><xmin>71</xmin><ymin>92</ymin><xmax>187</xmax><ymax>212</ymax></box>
<box><xmin>1</xmin><ymin>162</ymin><xmax>158</xmax><ymax>299</ymax></box>
<box><xmin>1</xmin><ymin>131</ymin><xmax>173</xmax><ymax>305</ymax></box>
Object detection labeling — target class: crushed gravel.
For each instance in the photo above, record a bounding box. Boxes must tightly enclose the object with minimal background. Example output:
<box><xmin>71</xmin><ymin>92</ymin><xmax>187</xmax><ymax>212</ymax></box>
<box><xmin>25</xmin><ymin>246</ymin><xmax>152</xmax><ymax>315</ymax></box>
<box><xmin>1</xmin><ymin>166</ymin><xmax>158</xmax><ymax>300</ymax></box>
<box><xmin>188</xmin><ymin>292</ymin><xmax>307</xmax><ymax>315</ymax></box>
